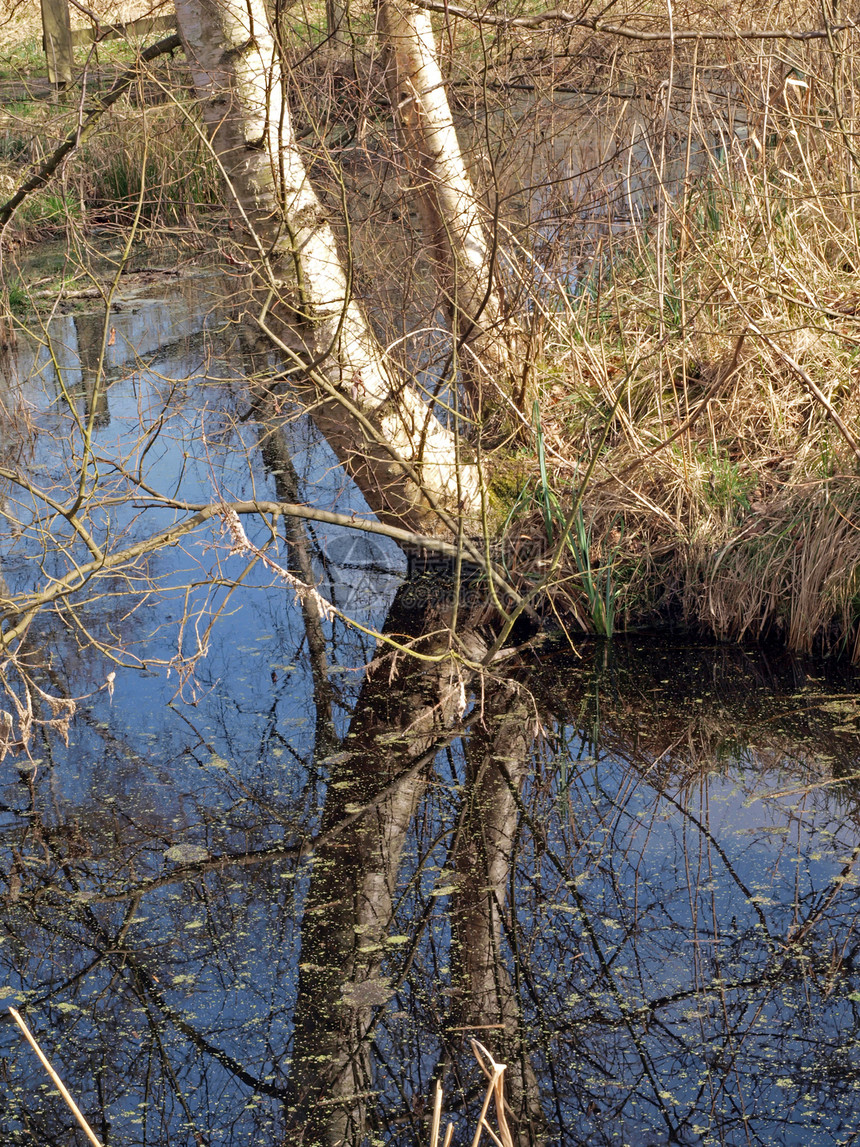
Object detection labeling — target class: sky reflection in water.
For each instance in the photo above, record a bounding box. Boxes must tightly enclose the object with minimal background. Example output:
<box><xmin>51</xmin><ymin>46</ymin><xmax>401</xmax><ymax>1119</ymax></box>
<box><xmin>0</xmin><ymin>285</ymin><xmax>858</xmax><ymax>1146</ymax></box>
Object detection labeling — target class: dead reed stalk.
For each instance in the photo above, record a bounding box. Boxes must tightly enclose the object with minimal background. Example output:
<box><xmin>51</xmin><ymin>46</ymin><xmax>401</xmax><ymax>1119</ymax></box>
<box><xmin>8</xmin><ymin>1005</ymin><xmax>104</xmax><ymax>1147</ymax></box>
<box><xmin>430</xmin><ymin>1039</ymin><xmax>514</xmax><ymax>1147</ymax></box>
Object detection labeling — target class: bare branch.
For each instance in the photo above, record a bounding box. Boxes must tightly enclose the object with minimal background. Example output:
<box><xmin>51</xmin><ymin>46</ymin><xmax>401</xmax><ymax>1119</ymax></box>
<box><xmin>411</xmin><ymin>0</ymin><xmax>855</xmax><ymax>41</ymax></box>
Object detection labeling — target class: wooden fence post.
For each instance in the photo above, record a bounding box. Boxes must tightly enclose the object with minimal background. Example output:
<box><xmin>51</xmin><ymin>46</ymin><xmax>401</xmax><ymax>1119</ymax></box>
<box><xmin>40</xmin><ymin>0</ymin><xmax>73</xmax><ymax>91</ymax></box>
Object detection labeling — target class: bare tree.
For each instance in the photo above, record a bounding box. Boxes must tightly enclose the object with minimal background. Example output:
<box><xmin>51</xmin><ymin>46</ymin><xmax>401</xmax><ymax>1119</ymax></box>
<box><xmin>379</xmin><ymin>0</ymin><xmax>530</xmax><ymax>424</ymax></box>
<box><xmin>173</xmin><ymin>0</ymin><xmax>485</xmax><ymax>537</ymax></box>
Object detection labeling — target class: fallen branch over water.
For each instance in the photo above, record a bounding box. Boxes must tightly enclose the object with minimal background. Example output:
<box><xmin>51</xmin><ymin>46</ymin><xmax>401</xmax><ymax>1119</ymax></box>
<box><xmin>0</xmin><ymin>492</ymin><xmax>532</xmax><ymax>650</ymax></box>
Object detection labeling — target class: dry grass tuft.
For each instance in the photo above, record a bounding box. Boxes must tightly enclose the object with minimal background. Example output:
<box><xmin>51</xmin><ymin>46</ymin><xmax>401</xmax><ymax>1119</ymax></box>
<box><xmin>483</xmin><ymin>23</ymin><xmax>860</xmax><ymax>659</ymax></box>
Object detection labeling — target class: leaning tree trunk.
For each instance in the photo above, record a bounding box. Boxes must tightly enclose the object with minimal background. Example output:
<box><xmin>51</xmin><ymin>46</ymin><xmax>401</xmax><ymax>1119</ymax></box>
<box><xmin>379</xmin><ymin>0</ymin><xmax>531</xmax><ymax>422</ymax></box>
<box><xmin>173</xmin><ymin>0</ymin><xmax>482</xmax><ymax>537</ymax></box>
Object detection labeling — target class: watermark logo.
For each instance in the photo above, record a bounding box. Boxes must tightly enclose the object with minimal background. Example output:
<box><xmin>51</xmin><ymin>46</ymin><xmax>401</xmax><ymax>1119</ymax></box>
<box><xmin>401</xmin><ymin>551</ymin><xmax>486</xmax><ymax>610</ymax></box>
<box><xmin>323</xmin><ymin>535</ymin><xmax>553</xmax><ymax>612</ymax></box>
<box><xmin>323</xmin><ymin>533</ymin><xmax>395</xmax><ymax>610</ymax></box>
<box><xmin>400</xmin><ymin>537</ymin><xmax>552</xmax><ymax>610</ymax></box>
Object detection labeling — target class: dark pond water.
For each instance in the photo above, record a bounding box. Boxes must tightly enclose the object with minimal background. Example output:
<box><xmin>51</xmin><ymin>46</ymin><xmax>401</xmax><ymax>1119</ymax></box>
<box><xmin>0</xmin><ymin>279</ymin><xmax>858</xmax><ymax>1146</ymax></box>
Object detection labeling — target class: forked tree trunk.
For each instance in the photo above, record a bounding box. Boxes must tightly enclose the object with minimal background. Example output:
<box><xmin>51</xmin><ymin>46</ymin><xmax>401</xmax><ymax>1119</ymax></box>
<box><xmin>173</xmin><ymin>0</ymin><xmax>482</xmax><ymax>537</ymax></box>
<box><xmin>379</xmin><ymin>0</ymin><xmax>531</xmax><ymax>421</ymax></box>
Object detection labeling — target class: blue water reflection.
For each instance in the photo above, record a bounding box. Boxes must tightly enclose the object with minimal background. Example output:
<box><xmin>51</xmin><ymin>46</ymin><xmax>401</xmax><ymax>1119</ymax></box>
<box><xmin>0</xmin><ymin>284</ymin><xmax>857</xmax><ymax>1145</ymax></box>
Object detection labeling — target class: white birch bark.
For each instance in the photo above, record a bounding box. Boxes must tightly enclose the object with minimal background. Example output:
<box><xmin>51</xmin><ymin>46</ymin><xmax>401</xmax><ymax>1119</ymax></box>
<box><xmin>380</xmin><ymin>0</ymin><xmax>530</xmax><ymax>417</ymax></box>
<box><xmin>173</xmin><ymin>0</ymin><xmax>482</xmax><ymax>536</ymax></box>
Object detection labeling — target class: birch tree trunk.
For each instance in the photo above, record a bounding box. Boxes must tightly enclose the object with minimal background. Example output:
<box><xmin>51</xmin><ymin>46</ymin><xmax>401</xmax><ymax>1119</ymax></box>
<box><xmin>379</xmin><ymin>0</ymin><xmax>532</xmax><ymax>422</ymax></box>
<box><xmin>173</xmin><ymin>0</ymin><xmax>482</xmax><ymax>537</ymax></box>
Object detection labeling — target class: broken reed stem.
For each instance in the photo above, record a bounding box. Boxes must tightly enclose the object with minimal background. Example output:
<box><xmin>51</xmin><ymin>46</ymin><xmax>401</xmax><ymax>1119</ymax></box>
<box><xmin>430</xmin><ymin>1038</ymin><xmax>513</xmax><ymax>1147</ymax></box>
<box><xmin>430</xmin><ymin>1079</ymin><xmax>443</xmax><ymax>1147</ymax></box>
<box><xmin>8</xmin><ymin>1006</ymin><xmax>104</xmax><ymax>1147</ymax></box>
<box><xmin>470</xmin><ymin>1039</ymin><xmax>514</xmax><ymax>1147</ymax></box>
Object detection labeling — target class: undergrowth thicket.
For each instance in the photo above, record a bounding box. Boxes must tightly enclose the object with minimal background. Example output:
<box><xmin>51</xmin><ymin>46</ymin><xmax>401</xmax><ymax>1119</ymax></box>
<box><xmin>1</xmin><ymin>0</ymin><xmax>859</xmax><ymax>659</ymax></box>
<box><xmin>533</xmin><ymin>143</ymin><xmax>860</xmax><ymax>657</ymax></box>
<box><xmin>466</xmin><ymin>22</ymin><xmax>860</xmax><ymax>660</ymax></box>
<box><xmin>0</xmin><ymin>34</ymin><xmax>222</xmax><ymax>237</ymax></box>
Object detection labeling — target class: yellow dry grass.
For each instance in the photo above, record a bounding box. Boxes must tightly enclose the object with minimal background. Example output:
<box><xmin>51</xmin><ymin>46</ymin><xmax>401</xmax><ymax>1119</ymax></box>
<box><xmin>475</xmin><ymin>21</ymin><xmax>860</xmax><ymax>658</ymax></box>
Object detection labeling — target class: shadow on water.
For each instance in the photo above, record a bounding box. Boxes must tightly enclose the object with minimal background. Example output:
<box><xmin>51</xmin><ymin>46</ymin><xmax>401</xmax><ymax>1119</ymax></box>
<box><xmin>0</xmin><ymin>281</ymin><xmax>859</xmax><ymax>1146</ymax></box>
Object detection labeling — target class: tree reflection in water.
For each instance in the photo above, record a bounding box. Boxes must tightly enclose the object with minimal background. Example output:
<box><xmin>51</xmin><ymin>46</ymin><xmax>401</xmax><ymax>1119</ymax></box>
<box><xmin>0</xmin><ymin>314</ymin><xmax>859</xmax><ymax>1146</ymax></box>
<box><xmin>2</xmin><ymin>619</ymin><xmax>859</xmax><ymax>1145</ymax></box>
